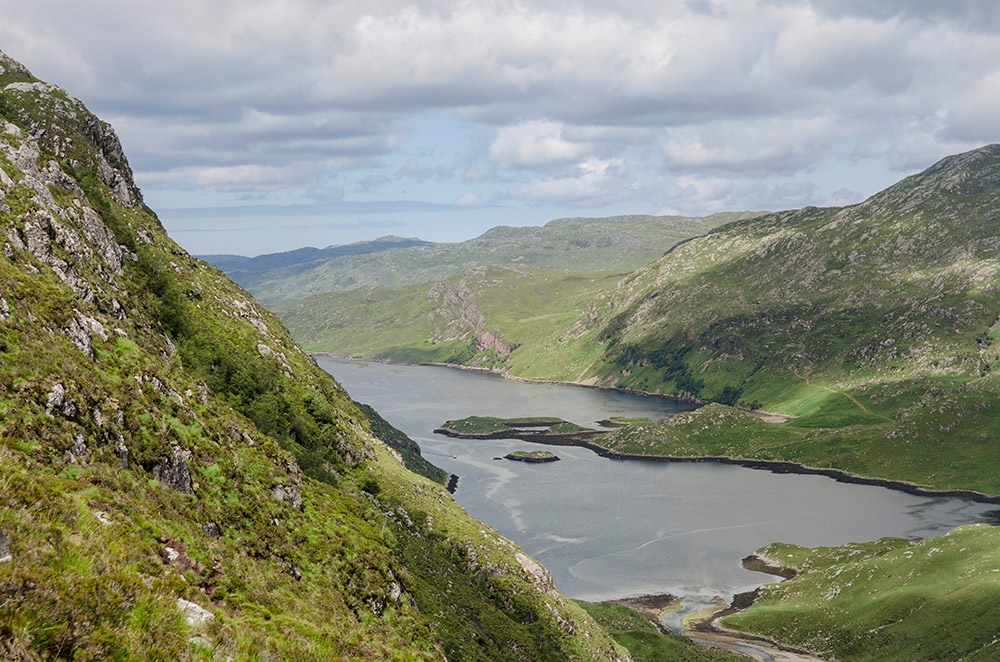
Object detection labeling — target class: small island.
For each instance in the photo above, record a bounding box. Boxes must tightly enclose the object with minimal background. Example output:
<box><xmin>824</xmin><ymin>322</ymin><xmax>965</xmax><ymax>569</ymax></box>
<box><xmin>505</xmin><ymin>450</ymin><xmax>561</xmax><ymax>463</ymax></box>
<box><xmin>434</xmin><ymin>416</ymin><xmax>601</xmax><ymax>445</ymax></box>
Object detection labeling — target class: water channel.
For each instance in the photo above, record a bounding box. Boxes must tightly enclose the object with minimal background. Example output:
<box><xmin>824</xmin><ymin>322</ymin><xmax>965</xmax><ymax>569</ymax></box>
<box><xmin>317</xmin><ymin>356</ymin><xmax>994</xmax><ymax>624</ymax></box>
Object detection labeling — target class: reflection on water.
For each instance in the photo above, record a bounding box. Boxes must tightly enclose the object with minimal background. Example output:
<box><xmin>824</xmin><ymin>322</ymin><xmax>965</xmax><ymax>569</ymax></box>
<box><xmin>318</xmin><ymin>356</ymin><xmax>993</xmax><ymax>605</ymax></box>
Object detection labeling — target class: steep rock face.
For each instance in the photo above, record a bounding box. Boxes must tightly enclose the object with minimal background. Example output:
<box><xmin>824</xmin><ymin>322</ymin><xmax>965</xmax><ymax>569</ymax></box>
<box><xmin>0</xmin><ymin>51</ymin><xmax>628</xmax><ymax>661</ymax></box>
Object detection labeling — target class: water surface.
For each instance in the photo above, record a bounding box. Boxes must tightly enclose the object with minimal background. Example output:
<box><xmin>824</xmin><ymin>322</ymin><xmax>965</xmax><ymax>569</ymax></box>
<box><xmin>318</xmin><ymin>356</ymin><xmax>993</xmax><ymax>609</ymax></box>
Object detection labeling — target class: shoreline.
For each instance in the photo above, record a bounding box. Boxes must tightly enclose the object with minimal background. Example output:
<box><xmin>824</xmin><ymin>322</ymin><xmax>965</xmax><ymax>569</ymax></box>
<box><xmin>311</xmin><ymin>352</ymin><xmax>702</xmax><ymax>405</ymax></box>
<box><xmin>318</xmin><ymin>353</ymin><xmax>1000</xmax><ymax>503</ymax></box>
<box><xmin>435</xmin><ymin>422</ymin><xmax>1000</xmax><ymax>504</ymax></box>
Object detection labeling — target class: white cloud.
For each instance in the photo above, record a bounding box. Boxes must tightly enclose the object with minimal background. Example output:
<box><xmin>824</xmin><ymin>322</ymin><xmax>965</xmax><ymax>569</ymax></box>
<box><xmin>660</xmin><ymin>115</ymin><xmax>842</xmax><ymax>172</ymax></box>
<box><xmin>454</xmin><ymin>191</ymin><xmax>500</xmax><ymax>208</ymax></box>
<box><xmin>489</xmin><ymin>121</ymin><xmax>591</xmax><ymax>169</ymax></box>
<box><xmin>508</xmin><ymin>158</ymin><xmax>639</xmax><ymax>206</ymax></box>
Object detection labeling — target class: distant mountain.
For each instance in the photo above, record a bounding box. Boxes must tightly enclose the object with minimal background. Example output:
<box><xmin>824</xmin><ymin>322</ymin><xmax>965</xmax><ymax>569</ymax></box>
<box><xmin>201</xmin><ymin>235</ymin><xmax>434</xmax><ymax>280</ymax></box>
<box><xmin>0</xmin><ymin>50</ymin><xmax>631</xmax><ymax>660</ymax></box>
<box><xmin>214</xmin><ymin>212</ymin><xmax>759</xmax><ymax>306</ymax></box>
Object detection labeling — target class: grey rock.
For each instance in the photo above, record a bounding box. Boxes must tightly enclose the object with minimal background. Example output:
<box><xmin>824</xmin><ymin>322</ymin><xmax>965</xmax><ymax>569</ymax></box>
<box><xmin>116</xmin><ymin>434</ymin><xmax>129</xmax><ymax>468</ymax></box>
<box><xmin>389</xmin><ymin>581</ymin><xmax>403</xmax><ymax>603</ymax></box>
<box><xmin>79</xmin><ymin>206</ymin><xmax>123</xmax><ymax>274</ymax></box>
<box><xmin>68</xmin><ymin>434</ymin><xmax>88</xmax><ymax>459</ymax></box>
<box><xmin>4</xmin><ymin>226</ymin><xmax>25</xmax><ymax>251</ymax></box>
<box><xmin>0</xmin><ymin>530</ymin><xmax>10</xmax><ymax>563</ymax></box>
<box><xmin>176</xmin><ymin>598</ymin><xmax>214</xmax><ymax>629</ymax></box>
<box><xmin>0</xmin><ymin>297</ymin><xmax>8</xmax><ymax>321</ymax></box>
<box><xmin>271</xmin><ymin>483</ymin><xmax>303</xmax><ymax>510</ymax></box>
<box><xmin>202</xmin><ymin>522</ymin><xmax>221</xmax><ymax>540</ymax></box>
<box><xmin>64</xmin><ymin>314</ymin><xmax>93</xmax><ymax>357</ymax></box>
<box><xmin>152</xmin><ymin>445</ymin><xmax>193</xmax><ymax>492</ymax></box>
<box><xmin>45</xmin><ymin>382</ymin><xmax>76</xmax><ymax>417</ymax></box>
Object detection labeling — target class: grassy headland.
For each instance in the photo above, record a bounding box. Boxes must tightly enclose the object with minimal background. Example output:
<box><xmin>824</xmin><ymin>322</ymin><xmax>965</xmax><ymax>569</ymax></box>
<box><xmin>724</xmin><ymin>525</ymin><xmax>1000</xmax><ymax>660</ymax></box>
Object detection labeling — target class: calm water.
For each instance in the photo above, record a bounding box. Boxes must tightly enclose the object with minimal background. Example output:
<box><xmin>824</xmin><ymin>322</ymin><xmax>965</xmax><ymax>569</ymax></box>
<box><xmin>318</xmin><ymin>356</ymin><xmax>993</xmax><ymax>612</ymax></box>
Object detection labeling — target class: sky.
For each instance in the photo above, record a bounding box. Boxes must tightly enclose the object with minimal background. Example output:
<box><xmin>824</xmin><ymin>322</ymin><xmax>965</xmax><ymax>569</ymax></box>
<box><xmin>2</xmin><ymin>0</ymin><xmax>999</xmax><ymax>256</ymax></box>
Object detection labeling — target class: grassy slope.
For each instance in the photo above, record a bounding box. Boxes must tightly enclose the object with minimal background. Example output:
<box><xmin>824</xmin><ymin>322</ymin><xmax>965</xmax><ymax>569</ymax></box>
<box><xmin>279</xmin><ymin>264</ymin><xmax>625</xmax><ymax>380</ymax></box>
<box><xmin>0</xmin><ymin>52</ymin><xmax>627</xmax><ymax>661</ymax></box>
<box><xmin>576</xmin><ymin>601</ymin><xmax>743</xmax><ymax>662</ymax></box>
<box><xmin>354</xmin><ymin>402</ymin><xmax>450</xmax><ymax>485</ymax></box>
<box><xmin>241</xmin><ymin>213</ymin><xmax>754</xmax><ymax>306</ymax></box>
<box><xmin>722</xmin><ymin>525</ymin><xmax>1000</xmax><ymax>661</ymax></box>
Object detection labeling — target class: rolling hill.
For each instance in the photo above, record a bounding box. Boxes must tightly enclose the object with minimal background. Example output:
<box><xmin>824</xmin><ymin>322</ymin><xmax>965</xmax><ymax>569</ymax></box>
<box><xmin>281</xmin><ymin>145</ymin><xmax>1000</xmax><ymax>494</ymax></box>
<box><xmin>209</xmin><ymin>212</ymin><xmax>757</xmax><ymax>306</ymax></box>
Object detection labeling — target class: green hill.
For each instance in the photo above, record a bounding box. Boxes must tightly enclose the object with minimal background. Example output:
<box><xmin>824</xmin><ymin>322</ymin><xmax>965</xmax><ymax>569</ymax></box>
<box><xmin>216</xmin><ymin>212</ymin><xmax>755</xmax><ymax>306</ymax></box>
<box><xmin>723</xmin><ymin>524</ymin><xmax>1000</xmax><ymax>661</ymax></box>
<box><xmin>0</xmin><ymin>50</ymin><xmax>634</xmax><ymax>661</ymax></box>
<box><xmin>278</xmin><ymin>264</ymin><xmax>627</xmax><ymax>378</ymax></box>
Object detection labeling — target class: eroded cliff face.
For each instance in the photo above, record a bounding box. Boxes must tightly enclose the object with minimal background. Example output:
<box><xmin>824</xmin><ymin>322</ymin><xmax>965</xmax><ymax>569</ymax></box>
<box><xmin>0</xmin><ymin>50</ymin><xmax>629</xmax><ymax>661</ymax></box>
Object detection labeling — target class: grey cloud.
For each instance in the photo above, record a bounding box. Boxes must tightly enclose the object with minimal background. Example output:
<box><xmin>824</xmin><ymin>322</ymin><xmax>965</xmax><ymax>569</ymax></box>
<box><xmin>4</xmin><ymin>0</ymin><xmax>1000</xmax><ymax>244</ymax></box>
<box><xmin>798</xmin><ymin>0</ymin><xmax>1000</xmax><ymax>31</ymax></box>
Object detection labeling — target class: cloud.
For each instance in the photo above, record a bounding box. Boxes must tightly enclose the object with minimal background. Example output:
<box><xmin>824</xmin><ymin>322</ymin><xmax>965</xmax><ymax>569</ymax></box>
<box><xmin>507</xmin><ymin>158</ymin><xmax>642</xmax><ymax>206</ymax></box>
<box><xmin>453</xmin><ymin>191</ymin><xmax>500</xmax><ymax>208</ymax></box>
<box><xmin>3</xmin><ymin>0</ymin><xmax>1000</xmax><ymax>252</ymax></box>
<box><xmin>661</xmin><ymin>115</ymin><xmax>842</xmax><ymax>173</ymax></box>
<box><xmin>489</xmin><ymin>121</ymin><xmax>592</xmax><ymax>169</ymax></box>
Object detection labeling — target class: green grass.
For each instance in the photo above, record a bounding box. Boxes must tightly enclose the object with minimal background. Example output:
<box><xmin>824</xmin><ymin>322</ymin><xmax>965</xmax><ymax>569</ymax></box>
<box><xmin>724</xmin><ymin>525</ymin><xmax>1000</xmax><ymax>661</ymax></box>
<box><xmin>439</xmin><ymin>416</ymin><xmax>590</xmax><ymax>437</ymax></box>
<box><xmin>576</xmin><ymin>601</ymin><xmax>743</xmax><ymax>662</ymax></box>
<box><xmin>277</xmin><ymin>266</ymin><xmax>627</xmax><ymax>381</ymax></box>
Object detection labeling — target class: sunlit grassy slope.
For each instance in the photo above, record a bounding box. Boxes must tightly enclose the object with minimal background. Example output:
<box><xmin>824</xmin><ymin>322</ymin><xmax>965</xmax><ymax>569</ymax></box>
<box><xmin>278</xmin><ymin>265</ymin><xmax>626</xmax><ymax>381</ymax></box>
<box><xmin>723</xmin><ymin>525</ymin><xmax>1000</xmax><ymax>661</ymax></box>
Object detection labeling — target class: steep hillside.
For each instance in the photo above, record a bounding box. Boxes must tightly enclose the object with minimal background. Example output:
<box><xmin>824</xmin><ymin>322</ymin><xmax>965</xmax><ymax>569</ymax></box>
<box><xmin>590</xmin><ymin>146</ymin><xmax>1000</xmax><ymax>407</ymax></box>
<box><xmin>0</xmin><ymin>51</ymin><xmax>630</xmax><ymax>661</ymax></box>
<box><xmin>219</xmin><ymin>213</ymin><xmax>754</xmax><ymax>306</ymax></box>
<box><xmin>279</xmin><ymin>265</ymin><xmax>626</xmax><ymax>378</ymax></box>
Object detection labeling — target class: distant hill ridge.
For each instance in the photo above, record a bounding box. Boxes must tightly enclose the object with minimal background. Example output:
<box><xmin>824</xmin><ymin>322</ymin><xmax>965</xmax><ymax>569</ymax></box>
<box><xmin>202</xmin><ymin>234</ymin><xmax>433</xmax><ymax>274</ymax></box>
<box><xmin>212</xmin><ymin>211</ymin><xmax>760</xmax><ymax>305</ymax></box>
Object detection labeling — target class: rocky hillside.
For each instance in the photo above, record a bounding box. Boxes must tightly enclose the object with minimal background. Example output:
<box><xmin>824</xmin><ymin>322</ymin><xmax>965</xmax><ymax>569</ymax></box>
<box><xmin>0</xmin><ymin>50</ymin><xmax>630</xmax><ymax>661</ymax></box>
<box><xmin>589</xmin><ymin>145</ymin><xmax>1000</xmax><ymax>406</ymax></box>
